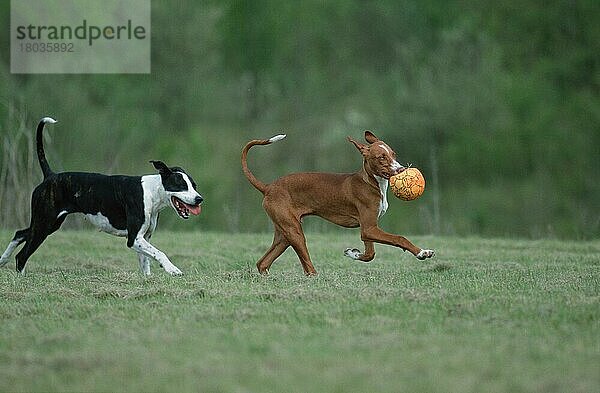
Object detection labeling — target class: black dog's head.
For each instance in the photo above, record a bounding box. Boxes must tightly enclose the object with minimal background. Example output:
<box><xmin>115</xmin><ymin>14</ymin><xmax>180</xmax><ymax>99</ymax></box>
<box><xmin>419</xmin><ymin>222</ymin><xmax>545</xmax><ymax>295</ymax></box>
<box><xmin>150</xmin><ymin>160</ymin><xmax>203</xmax><ymax>219</ymax></box>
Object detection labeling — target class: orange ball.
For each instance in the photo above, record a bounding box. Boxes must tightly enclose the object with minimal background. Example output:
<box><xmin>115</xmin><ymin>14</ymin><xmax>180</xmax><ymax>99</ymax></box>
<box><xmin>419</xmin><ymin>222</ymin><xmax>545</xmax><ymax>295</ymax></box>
<box><xmin>390</xmin><ymin>168</ymin><xmax>425</xmax><ymax>201</ymax></box>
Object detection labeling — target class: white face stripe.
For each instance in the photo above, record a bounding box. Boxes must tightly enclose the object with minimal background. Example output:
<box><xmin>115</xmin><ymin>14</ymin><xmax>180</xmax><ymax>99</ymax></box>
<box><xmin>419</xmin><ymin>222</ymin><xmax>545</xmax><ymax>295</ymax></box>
<box><xmin>376</xmin><ymin>143</ymin><xmax>404</xmax><ymax>172</ymax></box>
<box><xmin>378</xmin><ymin>143</ymin><xmax>391</xmax><ymax>156</ymax></box>
<box><xmin>171</xmin><ymin>171</ymin><xmax>201</xmax><ymax>204</ymax></box>
<box><xmin>176</xmin><ymin>171</ymin><xmax>194</xmax><ymax>192</ymax></box>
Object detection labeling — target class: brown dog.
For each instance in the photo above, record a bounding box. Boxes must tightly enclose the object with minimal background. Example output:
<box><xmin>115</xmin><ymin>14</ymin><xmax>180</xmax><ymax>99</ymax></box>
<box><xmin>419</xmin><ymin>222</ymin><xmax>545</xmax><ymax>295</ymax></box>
<box><xmin>241</xmin><ymin>131</ymin><xmax>435</xmax><ymax>275</ymax></box>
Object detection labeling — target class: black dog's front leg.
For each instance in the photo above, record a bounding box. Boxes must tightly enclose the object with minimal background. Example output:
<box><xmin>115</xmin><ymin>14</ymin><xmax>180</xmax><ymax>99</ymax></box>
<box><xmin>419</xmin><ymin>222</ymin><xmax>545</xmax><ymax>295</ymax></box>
<box><xmin>126</xmin><ymin>214</ymin><xmax>182</xmax><ymax>276</ymax></box>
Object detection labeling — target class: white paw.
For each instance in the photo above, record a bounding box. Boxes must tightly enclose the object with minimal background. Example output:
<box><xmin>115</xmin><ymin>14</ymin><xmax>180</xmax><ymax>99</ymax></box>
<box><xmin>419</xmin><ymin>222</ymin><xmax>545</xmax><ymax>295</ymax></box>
<box><xmin>165</xmin><ymin>265</ymin><xmax>183</xmax><ymax>276</ymax></box>
<box><xmin>0</xmin><ymin>257</ymin><xmax>9</xmax><ymax>267</ymax></box>
<box><xmin>416</xmin><ymin>249</ymin><xmax>435</xmax><ymax>260</ymax></box>
<box><xmin>344</xmin><ymin>248</ymin><xmax>362</xmax><ymax>260</ymax></box>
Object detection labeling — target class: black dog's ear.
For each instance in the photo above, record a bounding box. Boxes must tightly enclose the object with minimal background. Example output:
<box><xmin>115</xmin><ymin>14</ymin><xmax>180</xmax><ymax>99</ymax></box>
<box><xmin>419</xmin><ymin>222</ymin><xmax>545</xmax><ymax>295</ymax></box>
<box><xmin>150</xmin><ymin>160</ymin><xmax>172</xmax><ymax>176</ymax></box>
<box><xmin>364</xmin><ymin>130</ymin><xmax>380</xmax><ymax>144</ymax></box>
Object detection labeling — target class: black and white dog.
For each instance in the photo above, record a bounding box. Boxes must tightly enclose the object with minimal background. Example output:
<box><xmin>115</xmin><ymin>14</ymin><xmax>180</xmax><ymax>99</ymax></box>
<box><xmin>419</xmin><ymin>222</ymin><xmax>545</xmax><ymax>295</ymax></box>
<box><xmin>0</xmin><ymin>117</ymin><xmax>203</xmax><ymax>275</ymax></box>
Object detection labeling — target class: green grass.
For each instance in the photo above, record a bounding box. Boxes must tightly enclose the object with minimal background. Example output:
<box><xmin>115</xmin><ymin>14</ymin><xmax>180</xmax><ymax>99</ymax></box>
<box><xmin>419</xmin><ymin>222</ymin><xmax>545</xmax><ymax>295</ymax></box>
<box><xmin>0</xmin><ymin>230</ymin><xmax>598</xmax><ymax>392</ymax></box>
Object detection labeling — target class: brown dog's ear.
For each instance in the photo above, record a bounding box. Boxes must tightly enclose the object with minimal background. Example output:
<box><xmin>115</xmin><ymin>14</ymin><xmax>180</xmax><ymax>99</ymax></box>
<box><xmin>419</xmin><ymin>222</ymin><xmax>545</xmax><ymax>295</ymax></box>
<box><xmin>347</xmin><ymin>136</ymin><xmax>369</xmax><ymax>156</ymax></box>
<box><xmin>364</xmin><ymin>130</ymin><xmax>380</xmax><ymax>144</ymax></box>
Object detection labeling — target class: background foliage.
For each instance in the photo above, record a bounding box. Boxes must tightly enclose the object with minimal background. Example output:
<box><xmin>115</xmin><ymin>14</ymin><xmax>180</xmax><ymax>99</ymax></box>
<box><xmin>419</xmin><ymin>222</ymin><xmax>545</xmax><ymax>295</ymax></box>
<box><xmin>0</xmin><ymin>0</ymin><xmax>598</xmax><ymax>238</ymax></box>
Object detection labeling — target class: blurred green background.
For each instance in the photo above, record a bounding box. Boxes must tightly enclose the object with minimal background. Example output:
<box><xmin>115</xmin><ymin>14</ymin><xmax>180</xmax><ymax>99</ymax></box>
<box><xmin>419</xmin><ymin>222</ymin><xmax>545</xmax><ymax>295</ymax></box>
<box><xmin>1</xmin><ymin>0</ymin><xmax>598</xmax><ymax>238</ymax></box>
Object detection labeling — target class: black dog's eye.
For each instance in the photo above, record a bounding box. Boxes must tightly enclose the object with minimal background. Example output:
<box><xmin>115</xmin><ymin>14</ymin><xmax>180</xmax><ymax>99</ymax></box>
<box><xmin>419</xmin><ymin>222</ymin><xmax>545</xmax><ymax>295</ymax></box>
<box><xmin>173</xmin><ymin>176</ymin><xmax>187</xmax><ymax>189</ymax></box>
<box><xmin>164</xmin><ymin>173</ymin><xmax>189</xmax><ymax>192</ymax></box>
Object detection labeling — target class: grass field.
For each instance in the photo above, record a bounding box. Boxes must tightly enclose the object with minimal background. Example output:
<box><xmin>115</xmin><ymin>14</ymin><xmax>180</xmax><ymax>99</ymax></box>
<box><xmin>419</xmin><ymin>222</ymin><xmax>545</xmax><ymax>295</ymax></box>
<box><xmin>0</xmin><ymin>230</ymin><xmax>598</xmax><ymax>392</ymax></box>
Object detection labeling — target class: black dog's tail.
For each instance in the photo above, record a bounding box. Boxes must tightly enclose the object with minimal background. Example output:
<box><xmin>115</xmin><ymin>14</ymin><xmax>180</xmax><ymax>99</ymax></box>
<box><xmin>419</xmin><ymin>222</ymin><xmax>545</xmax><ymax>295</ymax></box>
<box><xmin>36</xmin><ymin>117</ymin><xmax>58</xmax><ymax>179</ymax></box>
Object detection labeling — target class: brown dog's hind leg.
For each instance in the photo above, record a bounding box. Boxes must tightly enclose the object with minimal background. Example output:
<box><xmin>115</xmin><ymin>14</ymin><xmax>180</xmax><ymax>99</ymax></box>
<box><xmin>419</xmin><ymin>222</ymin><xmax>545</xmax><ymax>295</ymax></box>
<box><xmin>269</xmin><ymin>216</ymin><xmax>317</xmax><ymax>275</ymax></box>
<box><xmin>257</xmin><ymin>229</ymin><xmax>289</xmax><ymax>274</ymax></box>
<box><xmin>263</xmin><ymin>192</ymin><xmax>318</xmax><ymax>275</ymax></box>
<box><xmin>274</xmin><ymin>219</ymin><xmax>317</xmax><ymax>275</ymax></box>
<box><xmin>344</xmin><ymin>241</ymin><xmax>375</xmax><ymax>262</ymax></box>
<box><xmin>285</xmin><ymin>228</ymin><xmax>317</xmax><ymax>276</ymax></box>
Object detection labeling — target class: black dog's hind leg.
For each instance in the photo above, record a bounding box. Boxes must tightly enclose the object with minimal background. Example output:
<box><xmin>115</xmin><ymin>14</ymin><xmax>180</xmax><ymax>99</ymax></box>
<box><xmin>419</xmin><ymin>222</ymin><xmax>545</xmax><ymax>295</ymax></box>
<box><xmin>15</xmin><ymin>215</ymin><xmax>66</xmax><ymax>273</ymax></box>
<box><xmin>0</xmin><ymin>228</ymin><xmax>30</xmax><ymax>267</ymax></box>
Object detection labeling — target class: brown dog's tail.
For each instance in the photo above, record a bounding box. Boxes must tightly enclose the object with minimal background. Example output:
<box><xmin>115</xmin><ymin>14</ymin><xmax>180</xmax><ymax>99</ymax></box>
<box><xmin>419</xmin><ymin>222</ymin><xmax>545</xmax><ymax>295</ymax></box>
<box><xmin>241</xmin><ymin>134</ymin><xmax>286</xmax><ymax>194</ymax></box>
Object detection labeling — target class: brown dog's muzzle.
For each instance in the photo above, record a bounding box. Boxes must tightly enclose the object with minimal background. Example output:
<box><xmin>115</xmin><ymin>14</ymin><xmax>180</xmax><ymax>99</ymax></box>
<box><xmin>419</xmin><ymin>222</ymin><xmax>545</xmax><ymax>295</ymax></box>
<box><xmin>392</xmin><ymin>165</ymin><xmax>406</xmax><ymax>176</ymax></box>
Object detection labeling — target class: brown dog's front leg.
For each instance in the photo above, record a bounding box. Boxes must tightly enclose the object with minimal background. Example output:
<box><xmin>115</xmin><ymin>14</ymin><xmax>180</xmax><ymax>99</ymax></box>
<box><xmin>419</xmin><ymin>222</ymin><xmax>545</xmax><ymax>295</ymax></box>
<box><xmin>361</xmin><ymin>225</ymin><xmax>433</xmax><ymax>259</ymax></box>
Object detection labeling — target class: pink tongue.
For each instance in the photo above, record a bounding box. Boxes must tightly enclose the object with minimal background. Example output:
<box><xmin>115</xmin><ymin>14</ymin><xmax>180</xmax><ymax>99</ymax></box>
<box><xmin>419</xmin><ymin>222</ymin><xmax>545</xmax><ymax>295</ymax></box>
<box><xmin>188</xmin><ymin>204</ymin><xmax>201</xmax><ymax>216</ymax></box>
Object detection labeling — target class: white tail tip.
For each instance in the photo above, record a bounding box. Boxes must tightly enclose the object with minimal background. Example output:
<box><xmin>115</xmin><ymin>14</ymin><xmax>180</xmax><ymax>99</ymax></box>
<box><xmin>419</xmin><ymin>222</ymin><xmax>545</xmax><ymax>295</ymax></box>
<box><xmin>41</xmin><ymin>117</ymin><xmax>57</xmax><ymax>124</ymax></box>
<box><xmin>269</xmin><ymin>134</ymin><xmax>286</xmax><ymax>143</ymax></box>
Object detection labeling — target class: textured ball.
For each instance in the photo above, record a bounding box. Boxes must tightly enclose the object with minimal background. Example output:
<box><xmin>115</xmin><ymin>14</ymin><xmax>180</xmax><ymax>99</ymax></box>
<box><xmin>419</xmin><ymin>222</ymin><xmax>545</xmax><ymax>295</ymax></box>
<box><xmin>390</xmin><ymin>168</ymin><xmax>425</xmax><ymax>201</ymax></box>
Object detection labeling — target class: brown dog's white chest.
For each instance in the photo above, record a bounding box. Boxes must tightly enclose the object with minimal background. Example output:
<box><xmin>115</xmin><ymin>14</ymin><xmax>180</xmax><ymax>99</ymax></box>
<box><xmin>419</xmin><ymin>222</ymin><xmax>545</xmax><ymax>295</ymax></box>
<box><xmin>374</xmin><ymin>175</ymin><xmax>389</xmax><ymax>218</ymax></box>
